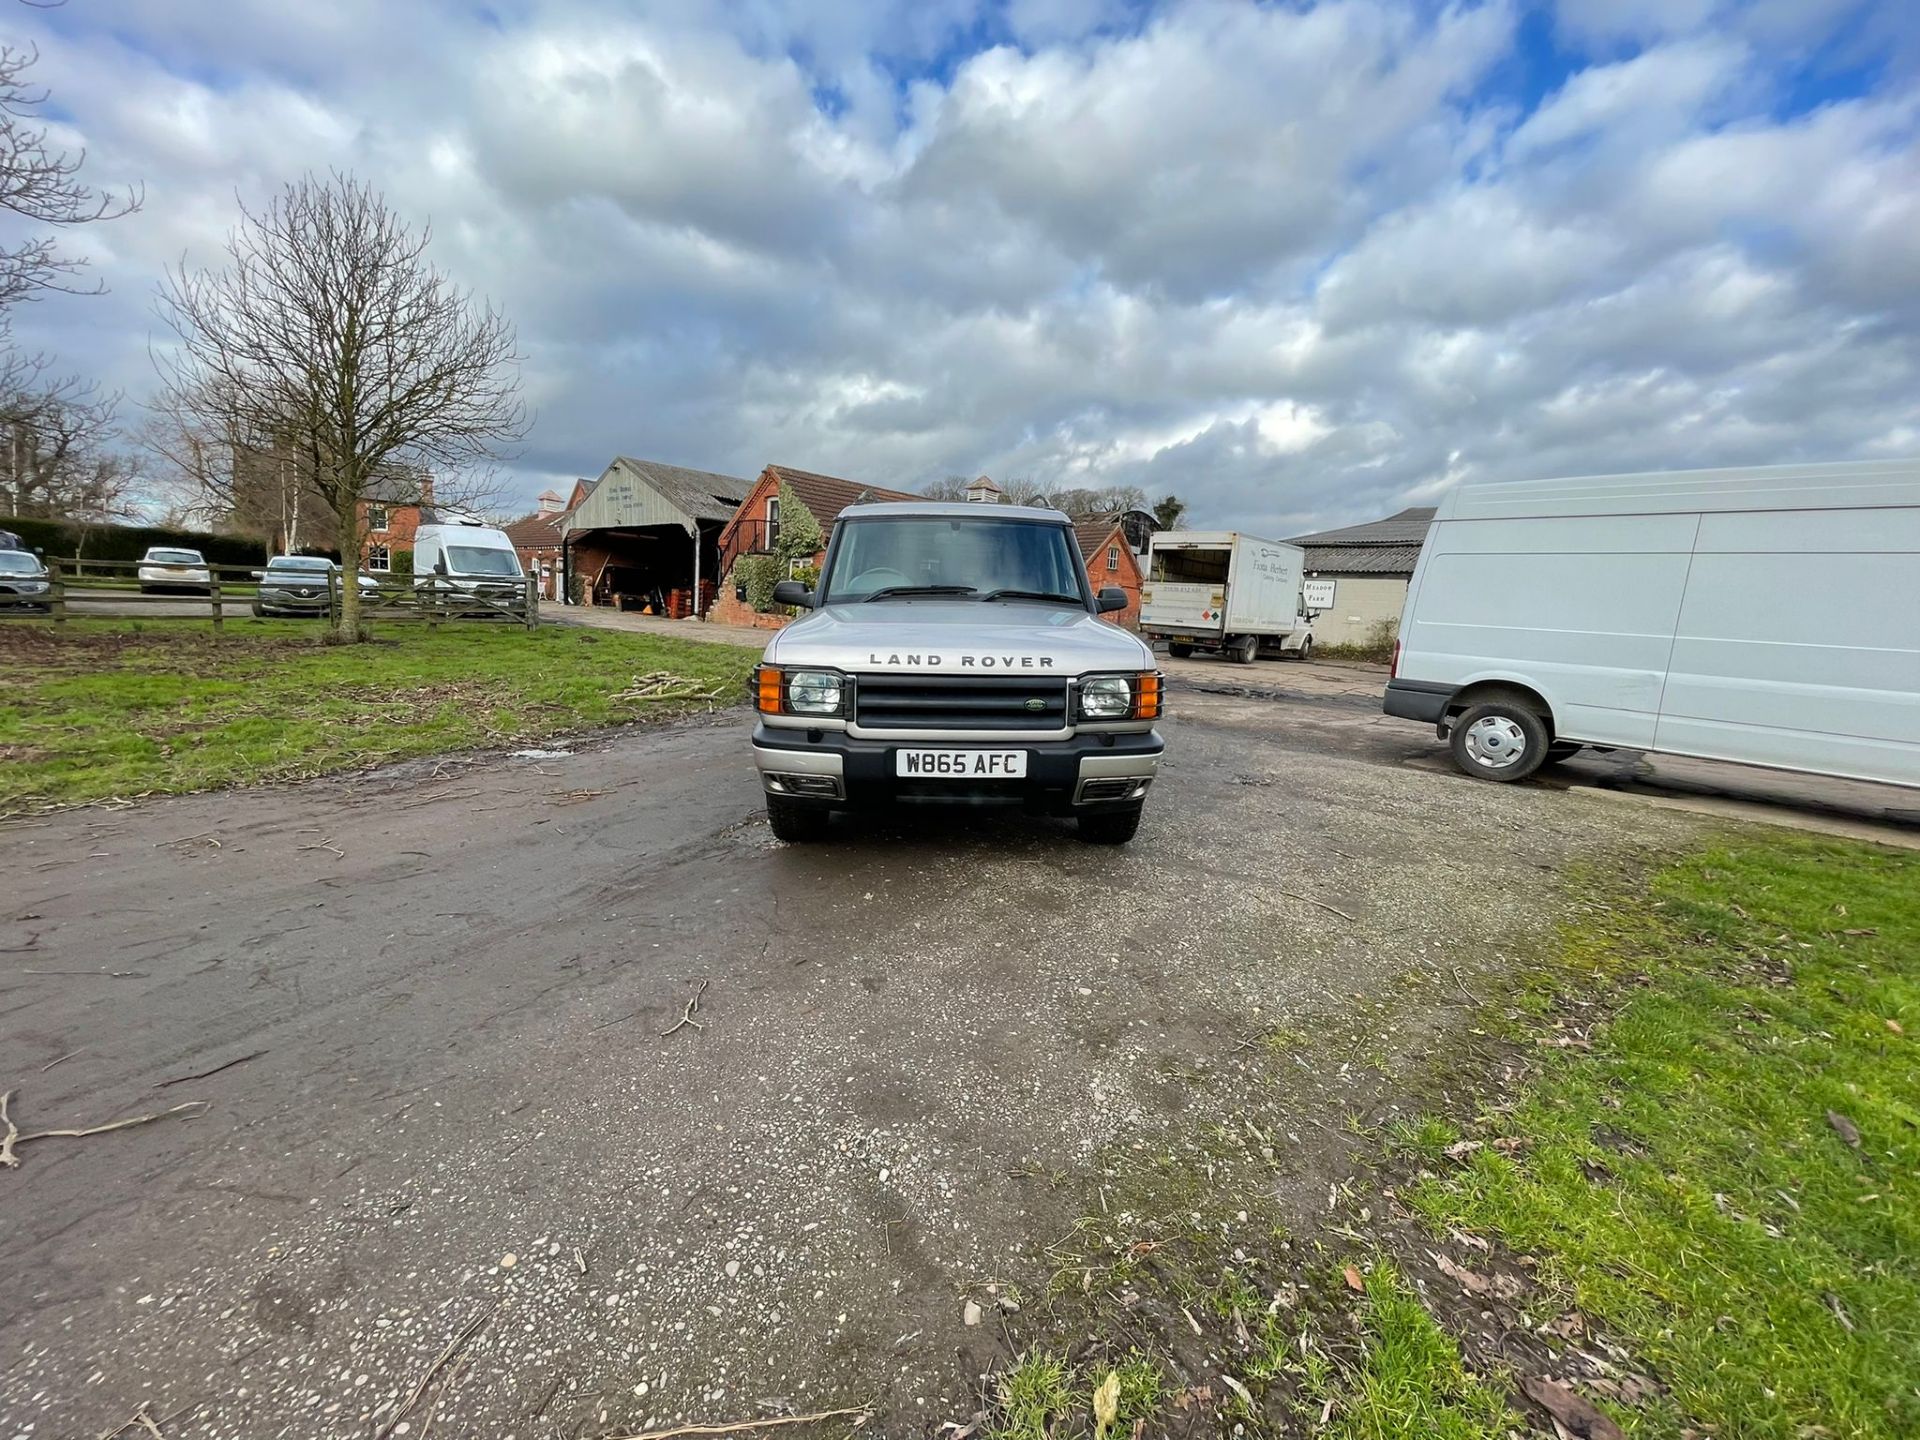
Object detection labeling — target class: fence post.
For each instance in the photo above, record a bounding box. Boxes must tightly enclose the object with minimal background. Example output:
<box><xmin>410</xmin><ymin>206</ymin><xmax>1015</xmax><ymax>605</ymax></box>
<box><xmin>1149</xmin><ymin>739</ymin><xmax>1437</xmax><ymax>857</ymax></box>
<box><xmin>525</xmin><ymin>574</ymin><xmax>538</xmax><ymax>632</ymax></box>
<box><xmin>49</xmin><ymin>559</ymin><xmax>66</xmax><ymax>626</ymax></box>
<box><xmin>210</xmin><ymin>567</ymin><xmax>224</xmax><ymax>634</ymax></box>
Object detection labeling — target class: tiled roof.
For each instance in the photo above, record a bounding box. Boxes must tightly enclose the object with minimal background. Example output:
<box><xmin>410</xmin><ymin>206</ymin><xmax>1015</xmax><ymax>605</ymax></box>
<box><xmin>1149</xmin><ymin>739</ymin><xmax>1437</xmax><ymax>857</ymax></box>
<box><xmin>614</xmin><ymin>457</ymin><xmax>749</xmax><ymax>523</ymax></box>
<box><xmin>1298</xmin><ymin>543</ymin><xmax>1425</xmax><ymax>575</ymax></box>
<box><xmin>1285</xmin><ymin>505</ymin><xmax>1436</xmax><ymax>548</ymax></box>
<box><xmin>1071</xmin><ymin>517</ymin><xmax>1127</xmax><ymax>562</ymax></box>
<box><xmin>765</xmin><ymin>465</ymin><xmax>919</xmax><ymax>528</ymax></box>
<box><xmin>503</xmin><ymin>512</ymin><xmax>565</xmax><ymax>549</ymax></box>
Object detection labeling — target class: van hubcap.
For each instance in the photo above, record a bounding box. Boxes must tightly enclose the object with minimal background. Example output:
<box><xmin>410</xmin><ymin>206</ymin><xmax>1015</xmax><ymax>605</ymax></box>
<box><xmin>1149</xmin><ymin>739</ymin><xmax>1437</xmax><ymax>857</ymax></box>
<box><xmin>1463</xmin><ymin>715</ymin><xmax>1528</xmax><ymax>769</ymax></box>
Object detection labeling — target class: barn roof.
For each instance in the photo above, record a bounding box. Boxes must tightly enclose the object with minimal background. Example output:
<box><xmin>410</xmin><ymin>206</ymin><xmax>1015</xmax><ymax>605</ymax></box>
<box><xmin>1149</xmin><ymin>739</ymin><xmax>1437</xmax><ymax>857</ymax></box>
<box><xmin>566</xmin><ymin>457</ymin><xmax>748</xmax><ymax>533</ymax></box>
<box><xmin>1286</xmin><ymin>506</ymin><xmax>1435</xmax><ymax>577</ymax></box>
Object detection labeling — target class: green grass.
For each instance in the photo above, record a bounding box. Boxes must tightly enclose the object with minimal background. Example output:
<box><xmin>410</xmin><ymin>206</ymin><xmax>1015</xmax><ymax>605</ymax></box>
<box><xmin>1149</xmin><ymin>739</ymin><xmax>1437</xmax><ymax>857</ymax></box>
<box><xmin>990</xmin><ymin>1349</ymin><xmax>1077</xmax><ymax>1440</ymax></box>
<box><xmin>1312</xmin><ymin>1264</ymin><xmax>1519</xmax><ymax>1439</ymax></box>
<box><xmin>0</xmin><ymin>618</ymin><xmax>759</xmax><ymax>811</ymax></box>
<box><xmin>1409</xmin><ymin>836</ymin><xmax>1920</xmax><ymax>1439</ymax></box>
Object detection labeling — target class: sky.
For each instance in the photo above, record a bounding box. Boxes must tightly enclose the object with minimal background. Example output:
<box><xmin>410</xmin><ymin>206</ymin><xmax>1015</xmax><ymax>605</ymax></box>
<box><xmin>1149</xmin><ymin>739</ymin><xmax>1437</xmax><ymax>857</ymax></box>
<box><xmin>10</xmin><ymin>0</ymin><xmax>1920</xmax><ymax>534</ymax></box>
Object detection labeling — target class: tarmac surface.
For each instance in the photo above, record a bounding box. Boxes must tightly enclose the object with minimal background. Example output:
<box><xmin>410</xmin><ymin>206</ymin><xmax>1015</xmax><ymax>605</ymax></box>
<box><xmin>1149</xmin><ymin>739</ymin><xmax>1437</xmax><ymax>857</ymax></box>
<box><xmin>3</xmin><ymin>667</ymin><xmax>1913</xmax><ymax>1438</ymax></box>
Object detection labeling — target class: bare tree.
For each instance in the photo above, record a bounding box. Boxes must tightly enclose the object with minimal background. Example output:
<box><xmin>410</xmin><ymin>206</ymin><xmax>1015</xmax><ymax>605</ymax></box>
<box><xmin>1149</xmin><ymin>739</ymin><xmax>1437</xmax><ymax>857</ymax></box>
<box><xmin>0</xmin><ymin>377</ymin><xmax>121</xmax><ymax>516</ymax></box>
<box><xmin>141</xmin><ymin>385</ymin><xmax>339</xmax><ymax>554</ymax></box>
<box><xmin>0</xmin><ymin>35</ymin><xmax>141</xmax><ymax>310</ymax></box>
<box><xmin>155</xmin><ymin>173</ymin><xmax>526</xmax><ymax>639</ymax></box>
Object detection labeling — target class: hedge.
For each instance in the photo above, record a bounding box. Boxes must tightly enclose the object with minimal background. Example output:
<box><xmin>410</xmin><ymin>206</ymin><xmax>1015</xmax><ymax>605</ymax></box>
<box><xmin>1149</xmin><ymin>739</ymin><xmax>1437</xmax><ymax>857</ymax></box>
<box><xmin>3</xmin><ymin>517</ymin><xmax>267</xmax><ymax>567</ymax></box>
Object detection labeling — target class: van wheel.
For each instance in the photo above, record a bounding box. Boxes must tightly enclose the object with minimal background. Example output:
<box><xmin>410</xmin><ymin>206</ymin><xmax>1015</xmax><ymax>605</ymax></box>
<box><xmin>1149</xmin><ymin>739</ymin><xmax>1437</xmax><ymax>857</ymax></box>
<box><xmin>1231</xmin><ymin>634</ymin><xmax>1259</xmax><ymax>665</ymax></box>
<box><xmin>766</xmin><ymin>794</ymin><xmax>830</xmax><ymax>842</ymax></box>
<box><xmin>1167</xmin><ymin>643</ymin><xmax>1193</xmax><ymax>659</ymax></box>
<box><xmin>1449</xmin><ymin>701</ymin><xmax>1550</xmax><ymax>782</ymax></box>
<box><xmin>1078</xmin><ymin>805</ymin><xmax>1143</xmax><ymax>845</ymax></box>
<box><xmin>1293</xmin><ymin>636</ymin><xmax>1313</xmax><ymax>662</ymax></box>
<box><xmin>1542</xmin><ymin>741</ymin><xmax>1583</xmax><ymax>766</ymax></box>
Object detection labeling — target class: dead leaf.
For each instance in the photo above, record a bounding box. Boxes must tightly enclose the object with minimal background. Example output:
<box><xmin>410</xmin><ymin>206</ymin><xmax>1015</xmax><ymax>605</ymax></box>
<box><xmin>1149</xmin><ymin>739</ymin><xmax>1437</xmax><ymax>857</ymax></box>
<box><xmin>1092</xmin><ymin>1371</ymin><xmax>1120</xmax><ymax>1440</ymax></box>
<box><xmin>1219</xmin><ymin>1375</ymin><xmax>1254</xmax><ymax>1410</ymax></box>
<box><xmin>1522</xmin><ymin>1377</ymin><xmax>1624</xmax><ymax>1440</ymax></box>
<box><xmin>1842</xmin><ymin>928</ymin><xmax>1878</xmax><ymax>937</ymax></box>
<box><xmin>1342</xmin><ymin>1265</ymin><xmax>1365</xmax><ymax>1293</ymax></box>
<box><xmin>1544</xmin><ymin>1311</ymin><xmax>1587</xmax><ymax>1339</ymax></box>
<box><xmin>1443</xmin><ymin>1139</ymin><xmax>1483</xmax><ymax>1160</ymax></box>
<box><xmin>1826</xmin><ymin>1110</ymin><xmax>1862</xmax><ymax>1149</ymax></box>
<box><xmin>1448</xmin><ymin>1228</ymin><xmax>1491</xmax><ymax>1253</ymax></box>
<box><xmin>1433</xmin><ymin>1252</ymin><xmax>1491</xmax><ymax>1296</ymax></box>
<box><xmin>1823</xmin><ymin>1292</ymin><xmax>1855</xmax><ymax>1332</ymax></box>
<box><xmin>1887</xmin><ymin>1019</ymin><xmax>1905</xmax><ymax>1036</ymax></box>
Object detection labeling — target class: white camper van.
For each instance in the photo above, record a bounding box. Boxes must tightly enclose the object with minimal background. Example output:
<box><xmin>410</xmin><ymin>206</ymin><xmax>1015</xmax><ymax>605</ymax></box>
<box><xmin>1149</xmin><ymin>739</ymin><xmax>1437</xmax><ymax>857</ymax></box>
<box><xmin>1384</xmin><ymin>461</ymin><xmax>1920</xmax><ymax>788</ymax></box>
<box><xmin>1140</xmin><ymin>531</ymin><xmax>1315</xmax><ymax>663</ymax></box>
<box><xmin>412</xmin><ymin>512</ymin><xmax>528</xmax><ymax>614</ymax></box>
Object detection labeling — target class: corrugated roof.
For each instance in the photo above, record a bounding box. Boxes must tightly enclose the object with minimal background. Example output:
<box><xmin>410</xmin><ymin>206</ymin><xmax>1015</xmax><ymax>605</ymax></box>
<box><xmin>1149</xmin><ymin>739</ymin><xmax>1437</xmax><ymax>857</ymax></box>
<box><xmin>613</xmin><ymin>456</ymin><xmax>747</xmax><ymax>523</ymax></box>
<box><xmin>1299</xmin><ymin>544</ymin><xmax>1425</xmax><ymax>576</ymax></box>
<box><xmin>1286</xmin><ymin>506</ymin><xmax>1436</xmax><ymax>548</ymax></box>
<box><xmin>766</xmin><ymin>465</ymin><xmax>919</xmax><ymax>528</ymax></box>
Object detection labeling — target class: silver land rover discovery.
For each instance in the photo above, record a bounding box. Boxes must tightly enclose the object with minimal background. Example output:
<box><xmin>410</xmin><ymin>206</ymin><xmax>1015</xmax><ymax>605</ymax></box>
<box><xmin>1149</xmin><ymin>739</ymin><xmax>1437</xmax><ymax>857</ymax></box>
<box><xmin>749</xmin><ymin>502</ymin><xmax>1165</xmax><ymax>844</ymax></box>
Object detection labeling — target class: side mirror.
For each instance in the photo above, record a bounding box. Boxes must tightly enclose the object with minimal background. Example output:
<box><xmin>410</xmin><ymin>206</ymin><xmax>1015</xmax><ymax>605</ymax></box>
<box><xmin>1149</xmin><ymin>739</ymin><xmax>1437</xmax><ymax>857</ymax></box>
<box><xmin>1096</xmin><ymin>586</ymin><xmax>1128</xmax><ymax>614</ymax></box>
<box><xmin>771</xmin><ymin>579</ymin><xmax>814</xmax><ymax>609</ymax></box>
<box><xmin>433</xmin><ymin>558</ymin><xmax>448</xmax><ymax>576</ymax></box>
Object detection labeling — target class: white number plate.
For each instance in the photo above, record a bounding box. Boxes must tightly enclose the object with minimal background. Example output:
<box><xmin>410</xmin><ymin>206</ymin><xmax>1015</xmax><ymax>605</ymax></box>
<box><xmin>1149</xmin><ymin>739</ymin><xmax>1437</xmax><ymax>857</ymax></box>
<box><xmin>895</xmin><ymin>749</ymin><xmax>1028</xmax><ymax>779</ymax></box>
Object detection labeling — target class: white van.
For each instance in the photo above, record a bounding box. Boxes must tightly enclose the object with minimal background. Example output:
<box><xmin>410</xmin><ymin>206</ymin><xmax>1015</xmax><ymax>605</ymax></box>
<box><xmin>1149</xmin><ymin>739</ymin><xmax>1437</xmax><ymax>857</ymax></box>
<box><xmin>412</xmin><ymin>512</ymin><xmax>528</xmax><ymax>613</ymax></box>
<box><xmin>1384</xmin><ymin>461</ymin><xmax>1920</xmax><ymax>788</ymax></box>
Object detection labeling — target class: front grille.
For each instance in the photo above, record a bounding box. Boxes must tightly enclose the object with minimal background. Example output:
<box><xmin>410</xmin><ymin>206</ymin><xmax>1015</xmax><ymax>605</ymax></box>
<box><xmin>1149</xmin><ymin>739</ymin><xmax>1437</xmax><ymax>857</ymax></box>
<box><xmin>855</xmin><ymin>675</ymin><xmax>1069</xmax><ymax>731</ymax></box>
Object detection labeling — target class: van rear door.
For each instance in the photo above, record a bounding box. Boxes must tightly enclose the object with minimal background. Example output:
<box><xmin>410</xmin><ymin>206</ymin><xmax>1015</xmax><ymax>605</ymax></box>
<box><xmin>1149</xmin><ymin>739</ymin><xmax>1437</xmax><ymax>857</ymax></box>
<box><xmin>1655</xmin><ymin>507</ymin><xmax>1920</xmax><ymax>787</ymax></box>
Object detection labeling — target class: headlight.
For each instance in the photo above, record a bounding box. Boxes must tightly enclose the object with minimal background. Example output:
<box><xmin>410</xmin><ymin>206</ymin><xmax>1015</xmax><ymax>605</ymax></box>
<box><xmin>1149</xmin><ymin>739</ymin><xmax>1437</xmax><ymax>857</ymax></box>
<box><xmin>21</xmin><ymin>580</ymin><xmax>48</xmax><ymax>592</ymax></box>
<box><xmin>1080</xmin><ymin>675</ymin><xmax>1132</xmax><ymax>719</ymax></box>
<box><xmin>786</xmin><ymin>669</ymin><xmax>844</xmax><ymax>716</ymax></box>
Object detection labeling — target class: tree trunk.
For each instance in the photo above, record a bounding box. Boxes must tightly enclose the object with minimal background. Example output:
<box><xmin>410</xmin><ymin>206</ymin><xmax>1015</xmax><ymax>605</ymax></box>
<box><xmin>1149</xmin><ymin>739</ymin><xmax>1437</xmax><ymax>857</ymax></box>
<box><xmin>334</xmin><ymin>493</ymin><xmax>362</xmax><ymax>642</ymax></box>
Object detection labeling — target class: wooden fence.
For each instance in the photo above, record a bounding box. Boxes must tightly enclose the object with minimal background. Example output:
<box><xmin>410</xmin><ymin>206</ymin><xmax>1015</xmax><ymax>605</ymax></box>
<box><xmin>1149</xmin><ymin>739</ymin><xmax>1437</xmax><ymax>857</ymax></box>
<box><xmin>14</xmin><ymin>559</ymin><xmax>538</xmax><ymax>631</ymax></box>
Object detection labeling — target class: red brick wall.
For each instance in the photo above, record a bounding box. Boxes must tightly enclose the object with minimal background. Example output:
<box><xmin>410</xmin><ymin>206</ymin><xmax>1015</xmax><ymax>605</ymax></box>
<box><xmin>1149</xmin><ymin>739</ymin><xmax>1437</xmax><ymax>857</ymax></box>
<box><xmin>1083</xmin><ymin>527</ymin><xmax>1143</xmax><ymax>629</ymax></box>
<box><xmin>359</xmin><ymin>503</ymin><xmax>421</xmax><ymax>569</ymax></box>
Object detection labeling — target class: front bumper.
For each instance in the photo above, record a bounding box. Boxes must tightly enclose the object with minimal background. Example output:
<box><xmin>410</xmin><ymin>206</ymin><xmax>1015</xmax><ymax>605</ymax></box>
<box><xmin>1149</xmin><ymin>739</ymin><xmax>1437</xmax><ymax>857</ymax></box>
<box><xmin>752</xmin><ymin>722</ymin><xmax>1164</xmax><ymax>814</ymax></box>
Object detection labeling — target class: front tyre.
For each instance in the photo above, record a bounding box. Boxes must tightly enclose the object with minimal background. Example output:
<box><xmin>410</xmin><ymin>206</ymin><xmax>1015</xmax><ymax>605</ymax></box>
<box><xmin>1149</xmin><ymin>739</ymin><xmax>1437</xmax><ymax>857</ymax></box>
<box><xmin>1449</xmin><ymin>701</ymin><xmax>1550</xmax><ymax>783</ymax></box>
<box><xmin>1077</xmin><ymin>805</ymin><xmax>1143</xmax><ymax>845</ymax></box>
<box><xmin>1292</xmin><ymin>635</ymin><xmax>1313</xmax><ymax>662</ymax></box>
<box><xmin>1167</xmin><ymin>642</ymin><xmax>1193</xmax><ymax>659</ymax></box>
<box><xmin>766</xmin><ymin>793</ymin><xmax>831</xmax><ymax>843</ymax></box>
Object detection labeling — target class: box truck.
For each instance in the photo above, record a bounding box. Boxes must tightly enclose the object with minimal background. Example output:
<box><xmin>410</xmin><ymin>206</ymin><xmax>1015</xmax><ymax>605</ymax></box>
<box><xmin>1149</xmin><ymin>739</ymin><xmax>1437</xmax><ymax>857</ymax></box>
<box><xmin>1384</xmin><ymin>460</ymin><xmax>1920</xmax><ymax>788</ymax></box>
<box><xmin>1140</xmin><ymin>531</ymin><xmax>1315</xmax><ymax>664</ymax></box>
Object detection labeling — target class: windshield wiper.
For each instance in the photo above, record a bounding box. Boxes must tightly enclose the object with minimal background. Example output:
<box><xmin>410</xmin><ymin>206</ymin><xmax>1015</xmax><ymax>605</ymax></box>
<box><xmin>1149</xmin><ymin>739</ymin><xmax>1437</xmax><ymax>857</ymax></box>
<box><xmin>861</xmin><ymin>585</ymin><xmax>978</xmax><ymax>602</ymax></box>
<box><xmin>979</xmin><ymin>589</ymin><xmax>1084</xmax><ymax>605</ymax></box>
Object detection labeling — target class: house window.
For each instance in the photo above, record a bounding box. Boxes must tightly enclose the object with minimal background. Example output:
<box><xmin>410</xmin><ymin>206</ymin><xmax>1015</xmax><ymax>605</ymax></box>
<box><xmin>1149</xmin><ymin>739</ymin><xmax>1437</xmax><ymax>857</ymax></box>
<box><xmin>767</xmin><ymin>496</ymin><xmax>781</xmax><ymax>548</ymax></box>
<box><xmin>1107</xmin><ymin>545</ymin><xmax>1120</xmax><ymax>571</ymax></box>
<box><xmin>367</xmin><ymin>505</ymin><xmax>390</xmax><ymax>533</ymax></box>
<box><xmin>366</xmin><ymin>545</ymin><xmax>391</xmax><ymax>572</ymax></box>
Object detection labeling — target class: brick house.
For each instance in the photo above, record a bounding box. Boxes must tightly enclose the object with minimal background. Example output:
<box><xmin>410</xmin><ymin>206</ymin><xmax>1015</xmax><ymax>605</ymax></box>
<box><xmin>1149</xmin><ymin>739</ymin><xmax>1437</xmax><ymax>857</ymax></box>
<box><xmin>711</xmin><ymin>465</ymin><xmax>917</xmax><ymax>628</ymax></box>
<box><xmin>357</xmin><ymin>468</ymin><xmax>434</xmax><ymax>573</ymax></box>
<box><xmin>503</xmin><ymin>487</ymin><xmax>572</xmax><ymax>599</ymax></box>
<box><xmin>1074</xmin><ymin>518</ymin><xmax>1144</xmax><ymax>628</ymax></box>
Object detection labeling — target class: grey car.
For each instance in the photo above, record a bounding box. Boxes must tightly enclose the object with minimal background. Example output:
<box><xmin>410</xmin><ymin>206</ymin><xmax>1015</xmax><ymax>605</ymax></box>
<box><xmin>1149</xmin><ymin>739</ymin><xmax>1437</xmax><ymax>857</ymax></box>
<box><xmin>251</xmin><ymin>556</ymin><xmax>376</xmax><ymax>616</ymax></box>
<box><xmin>0</xmin><ymin>548</ymin><xmax>51</xmax><ymax>610</ymax></box>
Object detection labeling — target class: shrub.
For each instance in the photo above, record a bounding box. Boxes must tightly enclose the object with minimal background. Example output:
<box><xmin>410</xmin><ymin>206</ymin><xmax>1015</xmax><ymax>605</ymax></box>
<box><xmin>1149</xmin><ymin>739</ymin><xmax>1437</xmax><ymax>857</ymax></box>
<box><xmin>11</xmin><ymin>517</ymin><xmax>267</xmax><ymax>568</ymax></box>
<box><xmin>730</xmin><ymin>554</ymin><xmax>781</xmax><ymax>612</ymax></box>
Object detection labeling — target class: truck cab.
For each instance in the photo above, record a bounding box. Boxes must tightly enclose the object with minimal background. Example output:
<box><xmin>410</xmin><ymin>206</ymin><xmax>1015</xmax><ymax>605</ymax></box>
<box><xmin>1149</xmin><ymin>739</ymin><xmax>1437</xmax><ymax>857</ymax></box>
<box><xmin>750</xmin><ymin>502</ymin><xmax>1165</xmax><ymax>844</ymax></box>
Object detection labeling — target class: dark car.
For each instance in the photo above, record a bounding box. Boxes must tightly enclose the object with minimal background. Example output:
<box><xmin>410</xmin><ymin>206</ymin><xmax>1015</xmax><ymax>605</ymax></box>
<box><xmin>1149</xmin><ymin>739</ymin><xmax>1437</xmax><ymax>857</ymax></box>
<box><xmin>252</xmin><ymin>556</ymin><xmax>376</xmax><ymax>616</ymax></box>
<box><xmin>0</xmin><ymin>548</ymin><xmax>52</xmax><ymax>610</ymax></box>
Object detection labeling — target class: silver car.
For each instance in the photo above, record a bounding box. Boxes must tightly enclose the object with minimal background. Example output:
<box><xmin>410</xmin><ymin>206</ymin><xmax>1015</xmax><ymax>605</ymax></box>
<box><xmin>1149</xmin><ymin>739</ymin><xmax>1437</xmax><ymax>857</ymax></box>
<box><xmin>0</xmin><ymin>548</ymin><xmax>51</xmax><ymax>610</ymax></box>
<box><xmin>137</xmin><ymin>546</ymin><xmax>213</xmax><ymax>593</ymax></box>
<box><xmin>252</xmin><ymin>556</ymin><xmax>378</xmax><ymax>616</ymax></box>
<box><xmin>750</xmin><ymin>502</ymin><xmax>1165</xmax><ymax>845</ymax></box>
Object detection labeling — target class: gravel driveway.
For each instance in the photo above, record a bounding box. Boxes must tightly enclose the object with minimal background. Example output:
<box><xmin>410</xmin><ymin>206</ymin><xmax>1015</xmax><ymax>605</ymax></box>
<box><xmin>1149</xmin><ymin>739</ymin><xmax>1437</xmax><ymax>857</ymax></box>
<box><xmin>0</xmin><ymin>671</ymin><xmax>1796</xmax><ymax>1438</ymax></box>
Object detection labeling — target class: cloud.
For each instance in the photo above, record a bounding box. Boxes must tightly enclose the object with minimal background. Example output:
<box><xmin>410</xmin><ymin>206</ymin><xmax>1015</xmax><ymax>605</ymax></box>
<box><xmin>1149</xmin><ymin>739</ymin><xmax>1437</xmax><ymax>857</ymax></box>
<box><xmin>10</xmin><ymin>0</ymin><xmax>1920</xmax><ymax>538</ymax></box>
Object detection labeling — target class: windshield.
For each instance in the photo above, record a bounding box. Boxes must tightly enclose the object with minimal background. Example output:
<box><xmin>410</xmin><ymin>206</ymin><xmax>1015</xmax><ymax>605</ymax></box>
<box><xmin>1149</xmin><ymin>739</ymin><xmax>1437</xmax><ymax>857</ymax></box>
<box><xmin>269</xmin><ymin>556</ymin><xmax>330</xmax><ymax>573</ymax></box>
<box><xmin>822</xmin><ymin>517</ymin><xmax>1087</xmax><ymax>605</ymax></box>
<box><xmin>446</xmin><ymin>545</ymin><xmax>521</xmax><ymax>577</ymax></box>
<box><xmin>148</xmin><ymin>549</ymin><xmax>204</xmax><ymax>565</ymax></box>
<box><xmin>0</xmin><ymin>551</ymin><xmax>43</xmax><ymax>574</ymax></box>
